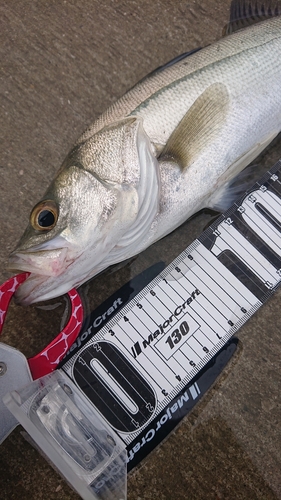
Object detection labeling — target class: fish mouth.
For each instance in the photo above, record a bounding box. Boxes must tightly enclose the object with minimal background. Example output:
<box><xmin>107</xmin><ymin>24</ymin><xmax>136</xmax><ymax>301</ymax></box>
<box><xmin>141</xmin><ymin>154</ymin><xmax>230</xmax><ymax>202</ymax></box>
<box><xmin>7</xmin><ymin>246</ymin><xmax>77</xmax><ymax>305</ymax></box>
<box><xmin>8</xmin><ymin>247</ymin><xmax>69</xmax><ymax>277</ymax></box>
<box><xmin>13</xmin><ymin>272</ymin><xmax>75</xmax><ymax>306</ymax></box>
<box><xmin>14</xmin><ymin>273</ymin><xmax>52</xmax><ymax>306</ymax></box>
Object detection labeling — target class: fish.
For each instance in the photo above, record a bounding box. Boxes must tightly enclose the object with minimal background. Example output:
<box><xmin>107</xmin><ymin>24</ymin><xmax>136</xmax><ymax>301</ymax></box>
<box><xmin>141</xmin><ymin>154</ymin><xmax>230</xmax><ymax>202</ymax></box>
<box><xmin>8</xmin><ymin>2</ymin><xmax>281</xmax><ymax>305</ymax></box>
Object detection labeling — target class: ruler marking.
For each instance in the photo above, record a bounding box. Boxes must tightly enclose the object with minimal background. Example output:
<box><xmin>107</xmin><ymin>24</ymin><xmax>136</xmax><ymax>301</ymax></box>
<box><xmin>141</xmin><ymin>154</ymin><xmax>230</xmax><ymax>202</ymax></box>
<box><xmin>205</xmin><ymin>234</ymin><xmax>270</xmax><ymax>299</ymax></box>
<box><xmin>164</xmin><ymin>284</ymin><xmax>228</xmax><ymax>344</ymax></box>
<box><xmin>74</xmin><ymin>362</ymin><xmax>134</xmax><ymax>432</ymax></box>
<box><xmin>240</xmin><ymin>195</ymin><xmax>281</xmax><ymax>245</ymax></box>
<box><xmin>153</xmin><ymin>292</ymin><xmax>178</xmax><ymax>319</ymax></box>
<box><xmin>129</xmin><ymin>302</ymin><xmax>195</xmax><ymax>374</ymax></box>
<box><xmin>216</xmin><ymin>244</ymin><xmax>275</xmax><ymax>298</ymax></box>
<box><xmin>240</xmin><ymin>193</ymin><xmax>281</xmax><ymax>260</ymax></box>
<box><xmin>213</xmin><ymin>223</ymin><xmax>278</xmax><ymax>284</ymax></box>
<box><xmin>267</xmin><ymin>180</ymin><xmax>281</xmax><ymax>199</ymax></box>
<box><xmin>99</xmin><ymin>348</ymin><xmax>155</xmax><ymax>412</ymax></box>
<box><xmin>232</xmin><ymin>207</ymin><xmax>280</xmax><ymax>254</ymax></box>
<box><xmin>141</xmin><ymin>296</ymin><xmax>166</xmax><ymax>323</ymax></box>
<box><xmin>106</xmin><ymin>322</ymin><xmax>169</xmax><ymax>387</ymax></box>
<box><xmin>154</xmin><ymin>282</ymin><xmax>181</xmax><ymax>309</ymax></box>
<box><xmin>212</xmin><ymin>228</ymin><xmax>269</xmax><ymax>283</ymax></box>
<box><xmin>131</xmin><ymin>313</ymin><xmax>189</xmax><ymax>376</ymax></box>
<box><xmin>115</xmin><ymin>322</ymin><xmax>174</xmax><ymax>391</ymax></box>
<box><xmin>129</xmin><ymin>309</ymin><xmax>154</xmax><ymax>340</ymax></box>
<box><xmin>130</xmin><ymin>287</ymin><xmax>207</xmax><ymax>374</ymax></box>
<box><xmin>158</xmin><ymin>274</ymin><xmax>188</xmax><ymax>306</ymax></box>
<box><xmin>187</xmin><ymin>335</ymin><xmax>211</xmax><ymax>360</ymax></box>
<box><xmin>193</xmin><ymin>330</ymin><xmax>215</xmax><ymax>350</ymax></box>
<box><xmin>165</xmin><ymin>271</ymin><xmax>230</xmax><ymax>337</ymax></box>
<box><xmin>183</xmin><ymin>253</ymin><xmax>248</xmax><ymax>316</ymax></box>
<box><xmin>258</xmin><ymin>187</ymin><xmax>281</xmax><ymax>216</ymax></box>
<box><xmin>180</xmin><ymin>265</ymin><xmax>241</xmax><ymax>322</ymax></box>
<box><xmin>184</xmin><ymin>338</ymin><xmax>204</xmax><ymax>361</ymax></box>
<box><xmin>187</xmin><ymin>336</ymin><xmax>208</xmax><ymax>360</ymax></box>
<box><xmin>172</xmin><ymin>348</ymin><xmax>194</xmax><ymax>368</ymax></box>
<box><xmin>194</xmin><ymin>244</ymin><xmax>257</xmax><ymax>307</ymax></box>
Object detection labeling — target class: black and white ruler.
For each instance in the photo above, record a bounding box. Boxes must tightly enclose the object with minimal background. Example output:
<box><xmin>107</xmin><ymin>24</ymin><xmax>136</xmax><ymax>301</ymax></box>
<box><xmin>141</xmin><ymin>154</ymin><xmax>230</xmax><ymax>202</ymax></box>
<box><xmin>62</xmin><ymin>159</ymin><xmax>281</xmax><ymax>469</ymax></box>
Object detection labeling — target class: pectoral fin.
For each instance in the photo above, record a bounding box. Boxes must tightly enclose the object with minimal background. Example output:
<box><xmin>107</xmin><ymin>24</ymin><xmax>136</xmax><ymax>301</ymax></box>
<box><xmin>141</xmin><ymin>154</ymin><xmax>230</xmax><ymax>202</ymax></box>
<box><xmin>160</xmin><ymin>82</ymin><xmax>229</xmax><ymax>169</ymax></box>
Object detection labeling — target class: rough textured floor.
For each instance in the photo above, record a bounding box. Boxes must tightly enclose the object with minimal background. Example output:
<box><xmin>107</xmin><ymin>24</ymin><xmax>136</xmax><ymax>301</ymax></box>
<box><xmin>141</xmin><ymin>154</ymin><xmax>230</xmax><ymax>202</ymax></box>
<box><xmin>0</xmin><ymin>1</ymin><xmax>281</xmax><ymax>499</ymax></box>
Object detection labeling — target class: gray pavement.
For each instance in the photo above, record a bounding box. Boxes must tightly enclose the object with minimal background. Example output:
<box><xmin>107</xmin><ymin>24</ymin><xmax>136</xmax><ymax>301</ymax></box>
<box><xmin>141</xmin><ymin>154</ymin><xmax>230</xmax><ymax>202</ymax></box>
<box><xmin>0</xmin><ymin>1</ymin><xmax>281</xmax><ymax>499</ymax></box>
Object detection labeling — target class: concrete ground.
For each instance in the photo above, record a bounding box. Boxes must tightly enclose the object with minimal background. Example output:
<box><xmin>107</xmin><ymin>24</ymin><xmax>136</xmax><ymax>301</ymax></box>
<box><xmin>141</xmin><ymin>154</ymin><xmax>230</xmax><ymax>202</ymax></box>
<box><xmin>0</xmin><ymin>1</ymin><xmax>281</xmax><ymax>498</ymax></box>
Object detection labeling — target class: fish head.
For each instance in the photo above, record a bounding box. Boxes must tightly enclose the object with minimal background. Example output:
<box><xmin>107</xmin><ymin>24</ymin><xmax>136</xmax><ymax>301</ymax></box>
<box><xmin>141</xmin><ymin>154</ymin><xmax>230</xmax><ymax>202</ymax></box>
<box><xmin>8</xmin><ymin>117</ymin><xmax>158</xmax><ymax>305</ymax></box>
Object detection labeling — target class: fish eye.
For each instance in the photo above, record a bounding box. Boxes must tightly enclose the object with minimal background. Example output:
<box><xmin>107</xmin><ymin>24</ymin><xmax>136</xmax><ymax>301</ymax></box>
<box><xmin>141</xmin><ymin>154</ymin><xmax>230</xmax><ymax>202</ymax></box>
<box><xmin>30</xmin><ymin>200</ymin><xmax>59</xmax><ymax>231</ymax></box>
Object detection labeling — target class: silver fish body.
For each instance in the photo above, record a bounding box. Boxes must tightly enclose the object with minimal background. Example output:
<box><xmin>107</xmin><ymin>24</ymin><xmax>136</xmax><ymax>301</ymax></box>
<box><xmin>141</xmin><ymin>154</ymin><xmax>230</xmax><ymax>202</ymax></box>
<box><xmin>8</xmin><ymin>16</ymin><xmax>281</xmax><ymax>304</ymax></box>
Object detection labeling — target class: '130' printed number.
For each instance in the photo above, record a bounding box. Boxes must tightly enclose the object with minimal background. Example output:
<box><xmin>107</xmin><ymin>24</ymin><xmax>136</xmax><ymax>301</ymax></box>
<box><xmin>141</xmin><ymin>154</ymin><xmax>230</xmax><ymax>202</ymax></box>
<box><xmin>165</xmin><ymin>321</ymin><xmax>189</xmax><ymax>350</ymax></box>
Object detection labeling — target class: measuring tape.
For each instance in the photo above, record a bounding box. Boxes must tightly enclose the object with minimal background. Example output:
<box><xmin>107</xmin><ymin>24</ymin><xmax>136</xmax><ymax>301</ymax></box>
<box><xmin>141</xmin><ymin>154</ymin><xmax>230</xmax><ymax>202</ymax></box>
<box><xmin>4</xmin><ymin>159</ymin><xmax>281</xmax><ymax>500</ymax></box>
<box><xmin>60</xmin><ymin>158</ymin><xmax>281</xmax><ymax>470</ymax></box>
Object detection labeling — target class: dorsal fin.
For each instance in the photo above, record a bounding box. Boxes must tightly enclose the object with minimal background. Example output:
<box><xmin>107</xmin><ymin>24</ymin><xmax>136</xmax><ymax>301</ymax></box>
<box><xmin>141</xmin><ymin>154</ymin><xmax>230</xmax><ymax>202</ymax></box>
<box><xmin>224</xmin><ymin>0</ymin><xmax>281</xmax><ymax>35</ymax></box>
<box><xmin>134</xmin><ymin>47</ymin><xmax>203</xmax><ymax>89</ymax></box>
